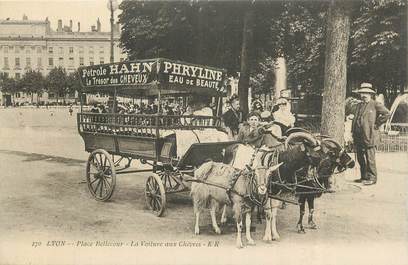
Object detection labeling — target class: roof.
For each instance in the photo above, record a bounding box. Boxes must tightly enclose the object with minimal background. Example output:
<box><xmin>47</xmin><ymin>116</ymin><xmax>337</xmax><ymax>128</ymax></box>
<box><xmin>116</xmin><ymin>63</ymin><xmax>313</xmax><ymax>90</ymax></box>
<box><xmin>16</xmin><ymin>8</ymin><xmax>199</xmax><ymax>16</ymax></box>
<box><xmin>0</xmin><ymin>19</ymin><xmax>47</xmax><ymax>25</ymax></box>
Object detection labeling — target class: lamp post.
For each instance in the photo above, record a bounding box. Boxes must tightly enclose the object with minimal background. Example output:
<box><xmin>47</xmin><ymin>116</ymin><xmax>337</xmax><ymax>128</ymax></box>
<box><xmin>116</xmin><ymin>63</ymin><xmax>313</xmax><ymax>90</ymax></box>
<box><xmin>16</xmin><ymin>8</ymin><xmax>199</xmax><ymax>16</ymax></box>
<box><xmin>107</xmin><ymin>0</ymin><xmax>118</xmax><ymax>63</ymax></box>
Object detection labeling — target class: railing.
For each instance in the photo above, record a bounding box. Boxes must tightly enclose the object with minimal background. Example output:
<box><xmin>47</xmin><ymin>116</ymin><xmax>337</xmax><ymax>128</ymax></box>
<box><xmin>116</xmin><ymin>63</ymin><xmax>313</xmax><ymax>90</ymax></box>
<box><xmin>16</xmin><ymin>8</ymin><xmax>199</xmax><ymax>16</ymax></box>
<box><xmin>377</xmin><ymin>131</ymin><xmax>408</xmax><ymax>152</ymax></box>
<box><xmin>77</xmin><ymin>113</ymin><xmax>223</xmax><ymax>138</ymax></box>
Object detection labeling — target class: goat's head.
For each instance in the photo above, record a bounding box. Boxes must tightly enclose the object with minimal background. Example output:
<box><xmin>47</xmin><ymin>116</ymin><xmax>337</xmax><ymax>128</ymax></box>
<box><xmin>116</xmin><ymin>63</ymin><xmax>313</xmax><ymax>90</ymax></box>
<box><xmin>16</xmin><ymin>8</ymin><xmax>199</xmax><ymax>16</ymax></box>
<box><xmin>251</xmin><ymin>150</ymin><xmax>283</xmax><ymax>195</ymax></box>
<box><xmin>320</xmin><ymin>138</ymin><xmax>355</xmax><ymax>174</ymax></box>
<box><xmin>284</xmin><ymin>132</ymin><xmax>322</xmax><ymax>168</ymax></box>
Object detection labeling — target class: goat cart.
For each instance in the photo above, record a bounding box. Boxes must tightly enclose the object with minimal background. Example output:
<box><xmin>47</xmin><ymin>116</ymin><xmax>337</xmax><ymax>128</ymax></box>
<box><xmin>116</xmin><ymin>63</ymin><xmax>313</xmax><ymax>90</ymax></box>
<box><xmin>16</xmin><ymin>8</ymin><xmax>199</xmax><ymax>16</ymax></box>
<box><xmin>77</xmin><ymin>58</ymin><xmax>236</xmax><ymax>217</ymax></box>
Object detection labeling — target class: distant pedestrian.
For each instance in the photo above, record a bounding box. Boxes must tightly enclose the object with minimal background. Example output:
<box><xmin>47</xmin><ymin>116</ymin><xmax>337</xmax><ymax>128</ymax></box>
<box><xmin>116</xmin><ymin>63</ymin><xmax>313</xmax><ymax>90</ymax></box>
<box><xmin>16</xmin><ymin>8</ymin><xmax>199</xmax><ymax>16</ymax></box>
<box><xmin>347</xmin><ymin>83</ymin><xmax>390</xmax><ymax>186</ymax></box>
<box><xmin>251</xmin><ymin>94</ymin><xmax>264</xmax><ymax>113</ymax></box>
<box><xmin>69</xmin><ymin>105</ymin><xmax>73</xmax><ymax>116</ymax></box>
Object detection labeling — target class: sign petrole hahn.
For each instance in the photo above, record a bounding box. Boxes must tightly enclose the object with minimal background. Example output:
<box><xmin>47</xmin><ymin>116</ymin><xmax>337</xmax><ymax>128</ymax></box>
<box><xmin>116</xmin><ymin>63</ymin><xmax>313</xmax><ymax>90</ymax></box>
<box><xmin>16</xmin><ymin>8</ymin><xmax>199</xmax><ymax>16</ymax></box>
<box><xmin>79</xmin><ymin>58</ymin><xmax>227</xmax><ymax>93</ymax></box>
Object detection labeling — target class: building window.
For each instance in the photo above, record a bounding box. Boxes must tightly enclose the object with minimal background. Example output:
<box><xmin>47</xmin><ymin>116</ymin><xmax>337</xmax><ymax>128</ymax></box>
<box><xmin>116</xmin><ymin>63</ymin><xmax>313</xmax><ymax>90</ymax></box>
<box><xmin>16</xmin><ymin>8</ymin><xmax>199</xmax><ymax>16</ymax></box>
<box><xmin>59</xmin><ymin>57</ymin><xmax>64</xmax><ymax>66</ymax></box>
<box><xmin>15</xmin><ymin>73</ymin><xmax>21</xmax><ymax>79</ymax></box>
<box><xmin>99</xmin><ymin>47</ymin><xmax>104</xmax><ymax>54</ymax></box>
<box><xmin>89</xmin><ymin>57</ymin><xmax>94</xmax><ymax>66</ymax></box>
<box><xmin>15</xmin><ymin>58</ymin><xmax>20</xmax><ymax>68</ymax></box>
<box><xmin>3</xmin><ymin>72</ymin><xmax>9</xmax><ymax>78</ymax></box>
<box><xmin>48</xmin><ymin>47</ymin><xmax>53</xmax><ymax>54</ymax></box>
<box><xmin>89</xmin><ymin>46</ymin><xmax>94</xmax><ymax>55</ymax></box>
<box><xmin>26</xmin><ymin>48</ymin><xmax>30</xmax><ymax>54</ymax></box>
<box><xmin>99</xmin><ymin>57</ymin><xmax>104</xmax><ymax>64</ymax></box>
<box><xmin>79</xmin><ymin>46</ymin><xmax>84</xmax><ymax>54</ymax></box>
<box><xmin>4</xmin><ymin>57</ymin><xmax>9</xmax><ymax>69</ymax></box>
<box><xmin>37</xmin><ymin>47</ymin><xmax>42</xmax><ymax>54</ymax></box>
<box><xmin>26</xmin><ymin>57</ymin><xmax>31</xmax><ymax>68</ymax></box>
<box><xmin>69</xmin><ymin>47</ymin><xmax>74</xmax><ymax>54</ymax></box>
<box><xmin>59</xmin><ymin>47</ymin><xmax>63</xmax><ymax>54</ymax></box>
<box><xmin>37</xmin><ymin>57</ymin><xmax>42</xmax><ymax>68</ymax></box>
<box><xmin>48</xmin><ymin>58</ymin><xmax>54</xmax><ymax>67</ymax></box>
<box><xmin>4</xmin><ymin>46</ymin><xmax>8</xmax><ymax>53</ymax></box>
<box><xmin>79</xmin><ymin>57</ymin><xmax>84</xmax><ymax>66</ymax></box>
<box><xmin>69</xmin><ymin>57</ymin><xmax>74</xmax><ymax>67</ymax></box>
<box><xmin>15</xmin><ymin>47</ymin><xmax>20</xmax><ymax>54</ymax></box>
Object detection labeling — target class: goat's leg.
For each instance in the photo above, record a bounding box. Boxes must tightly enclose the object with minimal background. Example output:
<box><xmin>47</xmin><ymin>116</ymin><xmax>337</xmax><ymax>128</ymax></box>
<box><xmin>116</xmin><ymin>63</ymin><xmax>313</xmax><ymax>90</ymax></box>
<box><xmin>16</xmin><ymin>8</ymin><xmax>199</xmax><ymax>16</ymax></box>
<box><xmin>220</xmin><ymin>205</ymin><xmax>228</xmax><ymax>225</ymax></box>
<box><xmin>263</xmin><ymin>199</ymin><xmax>272</xmax><ymax>242</ymax></box>
<box><xmin>194</xmin><ymin>203</ymin><xmax>201</xmax><ymax>235</ymax></box>
<box><xmin>297</xmin><ymin>196</ymin><xmax>306</xmax><ymax>233</ymax></box>
<box><xmin>245</xmin><ymin>211</ymin><xmax>255</xmax><ymax>245</ymax></box>
<box><xmin>307</xmin><ymin>196</ymin><xmax>317</xmax><ymax>229</ymax></box>
<box><xmin>233</xmin><ymin>203</ymin><xmax>244</xmax><ymax>248</ymax></box>
<box><xmin>210</xmin><ymin>200</ymin><xmax>221</xmax><ymax>234</ymax></box>
<box><xmin>270</xmin><ymin>199</ymin><xmax>281</xmax><ymax>241</ymax></box>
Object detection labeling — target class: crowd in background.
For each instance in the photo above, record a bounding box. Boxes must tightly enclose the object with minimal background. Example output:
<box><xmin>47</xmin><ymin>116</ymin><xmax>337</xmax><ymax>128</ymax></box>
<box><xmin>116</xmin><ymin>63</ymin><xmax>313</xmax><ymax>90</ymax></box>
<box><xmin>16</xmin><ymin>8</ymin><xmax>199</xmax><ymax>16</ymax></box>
<box><xmin>87</xmin><ymin>93</ymin><xmax>295</xmax><ymax>138</ymax></box>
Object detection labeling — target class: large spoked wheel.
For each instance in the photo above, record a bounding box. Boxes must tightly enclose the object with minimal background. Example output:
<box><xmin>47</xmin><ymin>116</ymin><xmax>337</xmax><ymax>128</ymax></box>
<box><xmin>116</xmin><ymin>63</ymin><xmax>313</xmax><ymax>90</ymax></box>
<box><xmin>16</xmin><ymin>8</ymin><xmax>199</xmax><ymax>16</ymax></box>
<box><xmin>145</xmin><ymin>174</ymin><xmax>166</xmax><ymax>217</ymax></box>
<box><xmin>86</xmin><ymin>149</ymin><xmax>116</xmax><ymax>201</ymax></box>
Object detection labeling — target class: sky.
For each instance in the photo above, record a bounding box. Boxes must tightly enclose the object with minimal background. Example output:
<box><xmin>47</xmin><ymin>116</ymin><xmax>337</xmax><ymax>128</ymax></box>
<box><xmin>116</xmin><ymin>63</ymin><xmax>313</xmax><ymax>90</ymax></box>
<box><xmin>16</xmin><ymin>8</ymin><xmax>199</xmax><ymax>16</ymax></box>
<box><xmin>0</xmin><ymin>0</ymin><xmax>122</xmax><ymax>32</ymax></box>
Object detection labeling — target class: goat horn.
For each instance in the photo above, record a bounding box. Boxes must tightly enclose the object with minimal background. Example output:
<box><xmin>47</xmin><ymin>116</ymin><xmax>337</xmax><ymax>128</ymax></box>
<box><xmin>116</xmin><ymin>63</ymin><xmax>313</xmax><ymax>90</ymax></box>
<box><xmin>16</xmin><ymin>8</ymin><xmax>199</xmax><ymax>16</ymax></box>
<box><xmin>285</xmin><ymin>132</ymin><xmax>318</xmax><ymax>149</ymax></box>
<box><xmin>322</xmin><ymin>138</ymin><xmax>343</xmax><ymax>150</ymax></box>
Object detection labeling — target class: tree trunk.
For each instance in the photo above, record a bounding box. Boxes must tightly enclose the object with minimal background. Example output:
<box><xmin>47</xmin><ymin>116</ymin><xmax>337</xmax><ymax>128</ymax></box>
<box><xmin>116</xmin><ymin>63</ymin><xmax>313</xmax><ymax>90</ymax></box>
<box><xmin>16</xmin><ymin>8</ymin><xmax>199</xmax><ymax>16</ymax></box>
<box><xmin>401</xmin><ymin>3</ymin><xmax>408</xmax><ymax>94</ymax></box>
<box><xmin>238</xmin><ymin>6</ymin><xmax>255</xmax><ymax>116</ymax></box>
<box><xmin>321</xmin><ymin>1</ymin><xmax>352</xmax><ymax>191</ymax></box>
<box><xmin>321</xmin><ymin>1</ymin><xmax>351</xmax><ymax>143</ymax></box>
<box><xmin>195</xmin><ymin>3</ymin><xmax>208</xmax><ymax>64</ymax></box>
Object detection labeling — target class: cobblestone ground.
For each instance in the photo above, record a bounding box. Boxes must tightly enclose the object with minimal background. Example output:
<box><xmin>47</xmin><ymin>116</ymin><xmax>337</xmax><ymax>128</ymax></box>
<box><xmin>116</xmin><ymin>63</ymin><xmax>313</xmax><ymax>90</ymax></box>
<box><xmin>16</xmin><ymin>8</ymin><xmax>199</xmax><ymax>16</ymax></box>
<box><xmin>1</xmin><ymin>108</ymin><xmax>407</xmax><ymax>265</ymax></box>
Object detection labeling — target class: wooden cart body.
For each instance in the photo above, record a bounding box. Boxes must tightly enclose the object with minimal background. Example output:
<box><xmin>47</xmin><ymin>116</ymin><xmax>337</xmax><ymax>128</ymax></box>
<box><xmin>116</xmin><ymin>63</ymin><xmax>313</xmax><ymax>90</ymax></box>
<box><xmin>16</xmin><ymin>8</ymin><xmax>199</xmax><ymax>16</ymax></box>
<box><xmin>77</xmin><ymin>58</ymin><xmax>236</xmax><ymax>216</ymax></box>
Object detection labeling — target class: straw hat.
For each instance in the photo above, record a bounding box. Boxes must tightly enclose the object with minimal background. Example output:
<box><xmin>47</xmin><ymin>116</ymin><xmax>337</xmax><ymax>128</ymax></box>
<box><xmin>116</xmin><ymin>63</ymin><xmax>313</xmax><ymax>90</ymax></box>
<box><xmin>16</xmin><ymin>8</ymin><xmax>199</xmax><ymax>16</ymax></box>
<box><xmin>355</xmin><ymin>83</ymin><xmax>376</xmax><ymax>94</ymax></box>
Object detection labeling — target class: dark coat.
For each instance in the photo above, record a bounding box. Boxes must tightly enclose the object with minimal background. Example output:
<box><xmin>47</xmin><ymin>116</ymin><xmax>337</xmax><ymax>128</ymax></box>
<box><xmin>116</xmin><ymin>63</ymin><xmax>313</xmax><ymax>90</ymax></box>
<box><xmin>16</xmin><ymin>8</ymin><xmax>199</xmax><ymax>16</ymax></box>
<box><xmin>223</xmin><ymin>108</ymin><xmax>244</xmax><ymax>136</ymax></box>
<box><xmin>349</xmin><ymin>100</ymin><xmax>390</xmax><ymax>148</ymax></box>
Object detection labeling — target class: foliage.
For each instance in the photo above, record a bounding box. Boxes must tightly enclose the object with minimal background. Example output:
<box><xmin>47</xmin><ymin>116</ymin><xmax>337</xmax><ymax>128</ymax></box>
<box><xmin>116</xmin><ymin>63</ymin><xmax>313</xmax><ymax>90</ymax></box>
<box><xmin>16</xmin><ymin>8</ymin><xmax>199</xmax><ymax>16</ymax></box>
<box><xmin>250</xmin><ymin>57</ymin><xmax>276</xmax><ymax>95</ymax></box>
<box><xmin>66</xmin><ymin>70</ymin><xmax>82</xmax><ymax>95</ymax></box>
<box><xmin>19</xmin><ymin>70</ymin><xmax>45</xmax><ymax>95</ymax></box>
<box><xmin>119</xmin><ymin>1</ymin><xmax>282</xmax><ymax>75</ymax></box>
<box><xmin>46</xmin><ymin>67</ymin><xmax>68</xmax><ymax>98</ymax></box>
<box><xmin>271</xmin><ymin>1</ymin><xmax>328</xmax><ymax>93</ymax></box>
<box><xmin>0</xmin><ymin>73</ymin><xmax>18</xmax><ymax>93</ymax></box>
<box><xmin>349</xmin><ymin>0</ymin><xmax>406</xmax><ymax>99</ymax></box>
<box><xmin>118</xmin><ymin>0</ymin><xmax>406</xmax><ymax>107</ymax></box>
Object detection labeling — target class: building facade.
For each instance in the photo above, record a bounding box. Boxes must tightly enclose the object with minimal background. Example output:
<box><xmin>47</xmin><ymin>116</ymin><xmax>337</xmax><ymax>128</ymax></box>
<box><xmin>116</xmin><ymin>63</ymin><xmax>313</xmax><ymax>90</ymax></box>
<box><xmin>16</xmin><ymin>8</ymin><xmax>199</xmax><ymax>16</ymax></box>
<box><xmin>0</xmin><ymin>15</ymin><xmax>126</xmax><ymax>106</ymax></box>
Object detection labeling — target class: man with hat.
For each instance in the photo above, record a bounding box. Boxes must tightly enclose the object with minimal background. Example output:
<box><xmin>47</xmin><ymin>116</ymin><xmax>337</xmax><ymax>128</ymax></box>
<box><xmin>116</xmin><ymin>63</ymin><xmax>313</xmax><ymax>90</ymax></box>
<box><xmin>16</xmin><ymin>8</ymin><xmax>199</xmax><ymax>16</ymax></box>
<box><xmin>348</xmin><ymin>82</ymin><xmax>390</xmax><ymax>185</ymax></box>
<box><xmin>223</xmin><ymin>94</ymin><xmax>244</xmax><ymax>139</ymax></box>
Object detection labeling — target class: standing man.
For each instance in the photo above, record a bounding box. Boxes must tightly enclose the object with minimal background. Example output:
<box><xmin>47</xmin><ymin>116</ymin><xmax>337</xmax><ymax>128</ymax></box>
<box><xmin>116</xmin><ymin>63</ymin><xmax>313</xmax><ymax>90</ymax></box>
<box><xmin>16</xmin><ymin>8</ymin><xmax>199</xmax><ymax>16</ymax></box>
<box><xmin>348</xmin><ymin>83</ymin><xmax>390</xmax><ymax>186</ymax></box>
<box><xmin>223</xmin><ymin>94</ymin><xmax>244</xmax><ymax>140</ymax></box>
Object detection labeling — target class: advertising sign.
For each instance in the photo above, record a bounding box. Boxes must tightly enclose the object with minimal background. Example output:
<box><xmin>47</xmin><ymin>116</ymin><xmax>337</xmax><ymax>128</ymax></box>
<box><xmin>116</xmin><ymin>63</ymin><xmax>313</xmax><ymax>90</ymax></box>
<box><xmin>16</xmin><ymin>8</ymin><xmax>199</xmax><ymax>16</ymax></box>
<box><xmin>79</xmin><ymin>59</ymin><xmax>227</xmax><ymax>94</ymax></box>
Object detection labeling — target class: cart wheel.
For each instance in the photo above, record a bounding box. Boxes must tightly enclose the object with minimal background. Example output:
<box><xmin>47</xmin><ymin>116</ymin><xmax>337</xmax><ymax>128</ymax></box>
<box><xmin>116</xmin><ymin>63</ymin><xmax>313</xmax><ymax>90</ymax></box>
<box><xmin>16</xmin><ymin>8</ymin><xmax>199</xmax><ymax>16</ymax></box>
<box><xmin>86</xmin><ymin>149</ymin><xmax>116</xmax><ymax>201</ymax></box>
<box><xmin>145</xmin><ymin>174</ymin><xmax>166</xmax><ymax>217</ymax></box>
<box><xmin>159</xmin><ymin>171</ymin><xmax>181</xmax><ymax>193</ymax></box>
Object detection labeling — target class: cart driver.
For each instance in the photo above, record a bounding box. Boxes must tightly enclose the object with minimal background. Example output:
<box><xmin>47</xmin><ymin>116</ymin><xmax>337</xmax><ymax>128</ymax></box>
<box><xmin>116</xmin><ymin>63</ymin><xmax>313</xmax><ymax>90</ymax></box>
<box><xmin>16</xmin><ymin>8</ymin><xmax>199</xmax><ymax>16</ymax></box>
<box><xmin>237</xmin><ymin>112</ymin><xmax>262</xmax><ymax>147</ymax></box>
